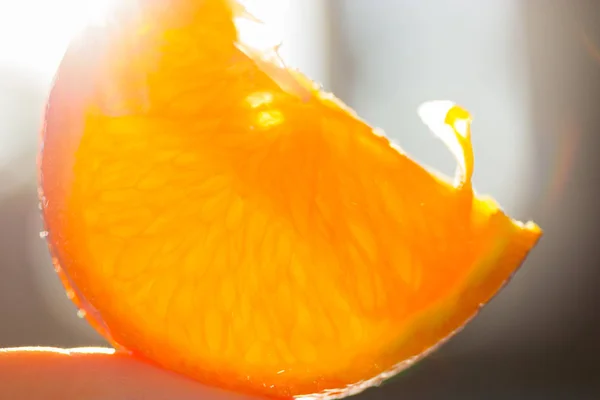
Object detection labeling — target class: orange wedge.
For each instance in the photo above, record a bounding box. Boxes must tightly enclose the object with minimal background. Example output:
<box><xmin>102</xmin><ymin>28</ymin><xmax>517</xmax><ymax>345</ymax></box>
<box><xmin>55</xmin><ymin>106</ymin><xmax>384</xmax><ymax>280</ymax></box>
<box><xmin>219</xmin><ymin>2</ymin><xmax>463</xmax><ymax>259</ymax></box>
<box><xmin>38</xmin><ymin>1</ymin><xmax>541</xmax><ymax>398</ymax></box>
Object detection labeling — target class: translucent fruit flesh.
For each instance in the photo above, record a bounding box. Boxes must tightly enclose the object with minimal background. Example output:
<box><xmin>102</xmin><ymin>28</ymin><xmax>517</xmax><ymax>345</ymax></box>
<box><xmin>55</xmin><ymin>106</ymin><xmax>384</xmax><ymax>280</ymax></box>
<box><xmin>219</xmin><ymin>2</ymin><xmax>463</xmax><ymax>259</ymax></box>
<box><xmin>39</xmin><ymin>1</ymin><xmax>542</xmax><ymax>399</ymax></box>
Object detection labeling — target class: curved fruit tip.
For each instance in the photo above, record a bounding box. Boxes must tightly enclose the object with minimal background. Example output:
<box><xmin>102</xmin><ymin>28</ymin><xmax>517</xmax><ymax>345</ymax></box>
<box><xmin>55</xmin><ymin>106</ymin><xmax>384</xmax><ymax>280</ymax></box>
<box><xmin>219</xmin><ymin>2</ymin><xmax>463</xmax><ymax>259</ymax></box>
<box><xmin>418</xmin><ymin>100</ymin><xmax>474</xmax><ymax>190</ymax></box>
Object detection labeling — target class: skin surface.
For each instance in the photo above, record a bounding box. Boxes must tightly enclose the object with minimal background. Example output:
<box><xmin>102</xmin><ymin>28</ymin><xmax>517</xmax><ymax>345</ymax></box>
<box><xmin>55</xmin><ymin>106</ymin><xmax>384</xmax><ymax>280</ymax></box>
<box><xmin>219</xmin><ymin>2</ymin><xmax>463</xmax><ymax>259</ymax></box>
<box><xmin>0</xmin><ymin>347</ymin><xmax>264</xmax><ymax>400</ymax></box>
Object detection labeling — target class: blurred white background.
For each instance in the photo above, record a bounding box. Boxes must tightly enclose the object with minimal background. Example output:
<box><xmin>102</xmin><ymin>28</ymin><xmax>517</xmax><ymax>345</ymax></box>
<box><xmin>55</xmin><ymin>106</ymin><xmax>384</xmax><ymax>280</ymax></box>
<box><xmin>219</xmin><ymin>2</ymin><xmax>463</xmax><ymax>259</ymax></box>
<box><xmin>1</xmin><ymin>0</ymin><xmax>599</xmax><ymax>399</ymax></box>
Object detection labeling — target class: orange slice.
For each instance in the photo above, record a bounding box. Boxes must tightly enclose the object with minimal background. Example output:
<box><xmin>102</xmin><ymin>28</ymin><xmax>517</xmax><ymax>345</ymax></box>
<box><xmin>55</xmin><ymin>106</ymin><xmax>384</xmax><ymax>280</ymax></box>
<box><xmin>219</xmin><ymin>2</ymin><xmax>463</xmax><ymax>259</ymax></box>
<box><xmin>38</xmin><ymin>1</ymin><xmax>541</xmax><ymax>399</ymax></box>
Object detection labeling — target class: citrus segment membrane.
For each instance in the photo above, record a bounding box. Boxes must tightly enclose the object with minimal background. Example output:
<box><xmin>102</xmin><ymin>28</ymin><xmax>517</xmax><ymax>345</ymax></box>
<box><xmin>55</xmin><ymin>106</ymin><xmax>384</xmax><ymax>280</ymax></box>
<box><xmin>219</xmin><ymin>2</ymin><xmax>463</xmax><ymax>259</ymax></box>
<box><xmin>39</xmin><ymin>0</ymin><xmax>542</xmax><ymax>398</ymax></box>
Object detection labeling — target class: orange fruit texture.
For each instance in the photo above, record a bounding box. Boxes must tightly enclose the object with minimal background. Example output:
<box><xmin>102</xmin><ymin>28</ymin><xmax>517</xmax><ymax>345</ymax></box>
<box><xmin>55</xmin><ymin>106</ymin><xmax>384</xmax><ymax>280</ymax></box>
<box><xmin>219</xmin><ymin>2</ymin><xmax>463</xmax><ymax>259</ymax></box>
<box><xmin>38</xmin><ymin>0</ymin><xmax>542</xmax><ymax>399</ymax></box>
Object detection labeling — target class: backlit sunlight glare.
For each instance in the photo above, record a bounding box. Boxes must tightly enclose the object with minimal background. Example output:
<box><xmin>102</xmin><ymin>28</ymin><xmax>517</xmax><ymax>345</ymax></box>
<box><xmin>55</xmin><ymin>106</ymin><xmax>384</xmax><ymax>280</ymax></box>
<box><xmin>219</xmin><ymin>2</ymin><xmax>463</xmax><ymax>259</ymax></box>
<box><xmin>0</xmin><ymin>0</ymin><xmax>120</xmax><ymax>79</ymax></box>
<box><xmin>0</xmin><ymin>0</ymin><xmax>300</xmax><ymax>80</ymax></box>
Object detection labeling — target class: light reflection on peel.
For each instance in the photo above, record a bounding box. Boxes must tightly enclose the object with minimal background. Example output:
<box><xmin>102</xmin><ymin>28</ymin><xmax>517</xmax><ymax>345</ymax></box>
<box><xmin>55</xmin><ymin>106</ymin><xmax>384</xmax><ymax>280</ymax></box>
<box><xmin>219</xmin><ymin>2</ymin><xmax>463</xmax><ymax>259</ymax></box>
<box><xmin>246</xmin><ymin>91</ymin><xmax>274</xmax><ymax>108</ymax></box>
<box><xmin>256</xmin><ymin>110</ymin><xmax>284</xmax><ymax>128</ymax></box>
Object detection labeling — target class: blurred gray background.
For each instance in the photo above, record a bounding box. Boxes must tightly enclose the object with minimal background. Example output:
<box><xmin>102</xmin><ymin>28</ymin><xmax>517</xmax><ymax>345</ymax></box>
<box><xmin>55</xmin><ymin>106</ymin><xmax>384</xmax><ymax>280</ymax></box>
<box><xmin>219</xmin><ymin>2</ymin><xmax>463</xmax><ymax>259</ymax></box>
<box><xmin>1</xmin><ymin>0</ymin><xmax>599</xmax><ymax>399</ymax></box>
